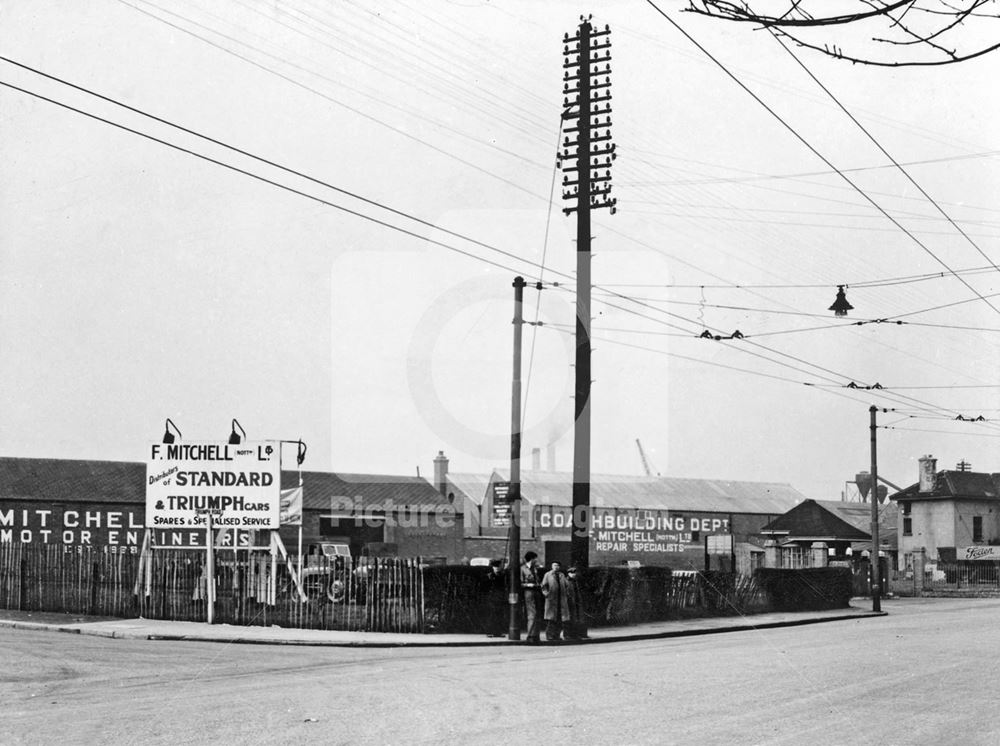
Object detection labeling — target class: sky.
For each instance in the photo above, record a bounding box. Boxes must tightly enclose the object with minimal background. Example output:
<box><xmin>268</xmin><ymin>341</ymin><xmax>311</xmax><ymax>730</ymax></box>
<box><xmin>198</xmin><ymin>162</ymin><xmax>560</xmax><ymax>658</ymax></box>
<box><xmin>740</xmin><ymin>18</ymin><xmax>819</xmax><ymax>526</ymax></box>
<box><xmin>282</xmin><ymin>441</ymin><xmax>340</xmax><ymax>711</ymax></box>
<box><xmin>2</xmin><ymin>0</ymin><xmax>999</xmax><ymax>500</ymax></box>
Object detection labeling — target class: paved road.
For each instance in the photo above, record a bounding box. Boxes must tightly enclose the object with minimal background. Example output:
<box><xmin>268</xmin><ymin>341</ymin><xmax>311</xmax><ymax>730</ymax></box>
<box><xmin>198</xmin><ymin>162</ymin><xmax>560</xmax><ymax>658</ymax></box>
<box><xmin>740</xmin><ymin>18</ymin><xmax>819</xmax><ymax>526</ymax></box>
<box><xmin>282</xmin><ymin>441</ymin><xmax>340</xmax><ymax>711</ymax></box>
<box><xmin>2</xmin><ymin>597</ymin><xmax>996</xmax><ymax>745</ymax></box>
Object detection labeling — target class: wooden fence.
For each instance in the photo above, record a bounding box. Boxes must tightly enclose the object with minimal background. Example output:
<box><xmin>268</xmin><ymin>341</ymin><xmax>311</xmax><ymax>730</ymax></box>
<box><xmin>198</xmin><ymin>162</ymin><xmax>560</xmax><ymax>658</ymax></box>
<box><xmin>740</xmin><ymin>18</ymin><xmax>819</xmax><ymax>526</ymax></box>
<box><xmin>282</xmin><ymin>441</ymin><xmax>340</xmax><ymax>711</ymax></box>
<box><xmin>888</xmin><ymin>559</ymin><xmax>1000</xmax><ymax>596</ymax></box>
<box><xmin>0</xmin><ymin>543</ymin><xmax>139</xmax><ymax>617</ymax></box>
<box><xmin>0</xmin><ymin>543</ymin><xmax>425</xmax><ymax>632</ymax></box>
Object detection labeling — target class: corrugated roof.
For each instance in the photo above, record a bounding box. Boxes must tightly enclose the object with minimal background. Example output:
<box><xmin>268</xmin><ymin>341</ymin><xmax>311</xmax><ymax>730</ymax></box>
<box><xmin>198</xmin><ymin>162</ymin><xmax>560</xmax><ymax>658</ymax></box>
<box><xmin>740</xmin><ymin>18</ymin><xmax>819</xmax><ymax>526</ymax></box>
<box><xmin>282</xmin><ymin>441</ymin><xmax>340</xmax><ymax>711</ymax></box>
<box><xmin>812</xmin><ymin>499</ymin><xmax>898</xmax><ymax>534</ymax></box>
<box><xmin>445</xmin><ymin>471</ymin><xmax>498</xmax><ymax>506</ymax></box>
<box><xmin>0</xmin><ymin>457</ymin><xmax>145</xmax><ymax>504</ymax></box>
<box><xmin>290</xmin><ymin>470</ymin><xmax>451</xmax><ymax>512</ymax></box>
<box><xmin>476</xmin><ymin>470</ymin><xmax>805</xmax><ymax>513</ymax></box>
<box><xmin>762</xmin><ymin>499</ymin><xmax>898</xmax><ymax>550</ymax></box>
<box><xmin>0</xmin><ymin>457</ymin><xmax>451</xmax><ymax>512</ymax></box>
<box><xmin>762</xmin><ymin>500</ymin><xmax>871</xmax><ymax>540</ymax></box>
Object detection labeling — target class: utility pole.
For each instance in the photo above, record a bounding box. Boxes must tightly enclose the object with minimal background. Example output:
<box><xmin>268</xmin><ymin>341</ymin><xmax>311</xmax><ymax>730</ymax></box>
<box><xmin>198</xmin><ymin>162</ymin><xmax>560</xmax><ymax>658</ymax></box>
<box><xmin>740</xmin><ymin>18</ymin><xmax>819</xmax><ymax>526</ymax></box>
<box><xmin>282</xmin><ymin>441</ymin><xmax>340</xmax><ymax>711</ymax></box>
<box><xmin>869</xmin><ymin>405</ymin><xmax>882</xmax><ymax>613</ymax></box>
<box><xmin>561</xmin><ymin>15</ymin><xmax>616</xmax><ymax>570</ymax></box>
<box><xmin>508</xmin><ymin>276</ymin><xmax>526</xmax><ymax>640</ymax></box>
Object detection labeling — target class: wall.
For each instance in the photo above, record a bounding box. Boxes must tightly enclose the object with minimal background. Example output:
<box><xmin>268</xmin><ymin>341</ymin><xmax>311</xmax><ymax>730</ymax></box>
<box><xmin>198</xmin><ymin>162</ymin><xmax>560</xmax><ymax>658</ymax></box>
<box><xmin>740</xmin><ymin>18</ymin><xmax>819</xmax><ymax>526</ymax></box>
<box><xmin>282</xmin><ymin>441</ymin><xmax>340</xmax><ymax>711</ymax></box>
<box><xmin>284</xmin><ymin>508</ymin><xmax>465</xmax><ymax>562</ymax></box>
<box><xmin>897</xmin><ymin>499</ymin><xmax>1000</xmax><ymax>560</ymax></box>
<box><xmin>0</xmin><ymin>499</ymin><xmax>258</xmax><ymax>552</ymax></box>
<box><xmin>461</xmin><ymin>536</ymin><xmax>544</xmax><ymax>564</ymax></box>
<box><xmin>385</xmin><ymin>510</ymin><xmax>464</xmax><ymax>561</ymax></box>
<box><xmin>532</xmin><ymin>505</ymin><xmax>774</xmax><ymax>569</ymax></box>
<box><xmin>900</xmin><ymin>500</ymin><xmax>955</xmax><ymax>559</ymax></box>
<box><xmin>953</xmin><ymin>500</ymin><xmax>1000</xmax><ymax>548</ymax></box>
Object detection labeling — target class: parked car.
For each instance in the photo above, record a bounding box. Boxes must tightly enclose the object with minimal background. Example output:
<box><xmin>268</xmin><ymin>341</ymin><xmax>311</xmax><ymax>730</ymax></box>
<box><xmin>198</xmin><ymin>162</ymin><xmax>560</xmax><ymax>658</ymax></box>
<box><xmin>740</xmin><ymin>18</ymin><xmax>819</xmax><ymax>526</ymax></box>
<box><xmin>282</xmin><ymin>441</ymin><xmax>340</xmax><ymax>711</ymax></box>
<box><xmin>299</xmin><ymin>542</ymin><xmax>351</xmax><ymax>602</ymax></box>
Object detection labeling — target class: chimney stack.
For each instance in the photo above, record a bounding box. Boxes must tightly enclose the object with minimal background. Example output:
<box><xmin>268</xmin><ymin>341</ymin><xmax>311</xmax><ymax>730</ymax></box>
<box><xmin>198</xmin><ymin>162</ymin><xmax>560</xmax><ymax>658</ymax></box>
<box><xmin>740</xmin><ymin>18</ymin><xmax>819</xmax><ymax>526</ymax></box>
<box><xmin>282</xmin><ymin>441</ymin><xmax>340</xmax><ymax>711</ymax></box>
<box><xmin>918</xmin><ymin>454</ymin><xmax>937</xmax><ymax>493</ymax></box>
<box><xmin>531</xmin><ymin>447</ymin><xmax>541</xmax><ymax>471</ymax></box>
<box><xmin>433</xmin><ymin>451</ymin><xmax>449</xmax><ymax>496</ymax></box>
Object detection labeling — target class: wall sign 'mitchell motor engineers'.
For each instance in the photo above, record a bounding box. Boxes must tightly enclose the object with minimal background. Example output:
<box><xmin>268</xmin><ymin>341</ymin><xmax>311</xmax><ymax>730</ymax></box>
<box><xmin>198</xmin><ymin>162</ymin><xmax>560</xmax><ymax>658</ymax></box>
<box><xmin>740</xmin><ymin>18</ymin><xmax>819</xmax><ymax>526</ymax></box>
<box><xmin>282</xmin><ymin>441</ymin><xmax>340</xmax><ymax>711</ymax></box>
<box><xmin>146</xmin><ymin>441</ymin><xmax>282</xmax><ymax>529</ymax></box>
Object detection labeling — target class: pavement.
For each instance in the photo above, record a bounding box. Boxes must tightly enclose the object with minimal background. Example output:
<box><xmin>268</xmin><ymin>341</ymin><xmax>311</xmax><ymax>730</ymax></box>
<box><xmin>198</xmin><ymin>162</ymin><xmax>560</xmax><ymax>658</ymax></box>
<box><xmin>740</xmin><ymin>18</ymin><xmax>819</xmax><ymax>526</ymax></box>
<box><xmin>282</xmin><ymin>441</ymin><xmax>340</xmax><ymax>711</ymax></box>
<box><xmin>0</xmin><ymin>602</ymin><xmax>884</xmax><ymax>647</ymax></box>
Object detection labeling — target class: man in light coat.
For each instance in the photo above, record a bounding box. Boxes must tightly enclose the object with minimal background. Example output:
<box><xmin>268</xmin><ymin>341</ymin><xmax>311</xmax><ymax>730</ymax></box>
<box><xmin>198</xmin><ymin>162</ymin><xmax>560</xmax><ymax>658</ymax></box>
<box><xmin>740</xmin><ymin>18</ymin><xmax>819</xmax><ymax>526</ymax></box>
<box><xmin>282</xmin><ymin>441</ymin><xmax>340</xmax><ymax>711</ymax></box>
<box><xmin>541</xmin><ymin>561</ymin><xmax>570</xmax><ymax>641</ymax></box>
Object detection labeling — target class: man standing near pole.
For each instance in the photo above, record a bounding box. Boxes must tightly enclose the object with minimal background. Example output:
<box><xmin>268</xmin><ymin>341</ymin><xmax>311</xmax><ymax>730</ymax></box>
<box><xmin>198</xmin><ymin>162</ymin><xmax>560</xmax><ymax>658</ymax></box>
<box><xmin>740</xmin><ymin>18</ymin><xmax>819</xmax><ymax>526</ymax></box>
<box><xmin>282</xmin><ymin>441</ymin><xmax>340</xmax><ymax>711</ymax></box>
<box><xmin>520</xmin><ymin>551</ymin><xmax>542</xmax><ymax>644</ymax></box>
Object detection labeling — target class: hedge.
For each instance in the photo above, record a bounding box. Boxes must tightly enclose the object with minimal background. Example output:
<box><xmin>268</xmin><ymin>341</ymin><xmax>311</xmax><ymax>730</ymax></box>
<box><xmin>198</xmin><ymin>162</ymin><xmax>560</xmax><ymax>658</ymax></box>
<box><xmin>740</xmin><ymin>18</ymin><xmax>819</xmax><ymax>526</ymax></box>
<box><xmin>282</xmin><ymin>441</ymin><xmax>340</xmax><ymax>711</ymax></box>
<box><xmin>421</xmin><ymin>565</ymin><xmax>793</xmax><ymax>634</ymax></box>
<box><xmin>752</xmin><ymin>567</ymin><xmax>852</xmax><ymax>611</ymax></box>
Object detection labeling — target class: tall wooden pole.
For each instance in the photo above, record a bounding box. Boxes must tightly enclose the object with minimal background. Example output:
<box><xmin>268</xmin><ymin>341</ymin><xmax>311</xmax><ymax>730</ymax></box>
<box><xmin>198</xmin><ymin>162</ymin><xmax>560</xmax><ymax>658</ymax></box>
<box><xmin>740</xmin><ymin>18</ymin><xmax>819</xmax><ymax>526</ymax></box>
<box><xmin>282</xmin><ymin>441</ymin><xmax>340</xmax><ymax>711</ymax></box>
<box><xmin>561</xmin><ymin>16</ymin><xmax>615</xmax><ymax>571</ymax></box>
<box><xmin>508</xmin><ymin>276</ymin><xmax>526</xmax><ymax>640</ymax></box>
<box><xmin>571</xmin><ymin>20</ymin><xmax>593</xmax><ymax>571</ymax></box>
<box><xmin>869</xmin><ymin>405</ymin><xmax>882</xmax><ymax>613</ymax></box>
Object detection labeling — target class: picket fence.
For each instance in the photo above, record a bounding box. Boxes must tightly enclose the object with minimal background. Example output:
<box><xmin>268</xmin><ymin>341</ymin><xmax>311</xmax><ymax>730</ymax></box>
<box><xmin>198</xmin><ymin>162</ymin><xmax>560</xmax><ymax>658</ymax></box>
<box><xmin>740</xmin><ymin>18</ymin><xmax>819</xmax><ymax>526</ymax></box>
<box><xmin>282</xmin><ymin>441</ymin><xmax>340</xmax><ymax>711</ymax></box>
<box><xmin>0</xmin><ymin>543</ymin><xmax>425</xmax><ymax>632</ymax></box>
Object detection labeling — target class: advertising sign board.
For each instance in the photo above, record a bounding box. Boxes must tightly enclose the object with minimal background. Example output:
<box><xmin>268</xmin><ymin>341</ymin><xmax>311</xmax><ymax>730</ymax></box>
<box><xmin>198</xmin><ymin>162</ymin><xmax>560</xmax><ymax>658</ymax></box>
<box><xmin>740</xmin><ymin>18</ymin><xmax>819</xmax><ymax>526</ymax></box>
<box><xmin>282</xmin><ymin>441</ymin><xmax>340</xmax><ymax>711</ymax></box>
<box><xmin>146</xmin><ymin>441</ymin><xmax>281</xmax><ymax>529</ymax></box>
<box><xmin>492</xmin><ymin>481</ymin><xmax>512</xmax><ymax>527</ymax></box>
<box><xmin>960</xmin><ymin>546</ymin><xmax>1000</xmax><ymax>561</ymax></box>
<box><xmin>706</xmin><ymin>533</ymin><xmax>734</xmax><ymax>554</ymax></box>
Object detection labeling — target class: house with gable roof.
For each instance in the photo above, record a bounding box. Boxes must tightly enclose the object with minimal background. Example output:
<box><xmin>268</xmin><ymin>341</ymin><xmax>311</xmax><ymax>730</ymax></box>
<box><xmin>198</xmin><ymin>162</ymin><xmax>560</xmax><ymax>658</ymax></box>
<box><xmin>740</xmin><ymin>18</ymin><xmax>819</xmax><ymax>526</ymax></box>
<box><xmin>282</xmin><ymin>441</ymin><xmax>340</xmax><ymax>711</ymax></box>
<box><xmin>891</xmin><ymin>454</ymin><xmax>1000</xmax><ymax>566</ymax></box>
<box><xmin>760</xmin><ymin>498</ymin><xmax>897</xmax><ymax>568</ymax></box>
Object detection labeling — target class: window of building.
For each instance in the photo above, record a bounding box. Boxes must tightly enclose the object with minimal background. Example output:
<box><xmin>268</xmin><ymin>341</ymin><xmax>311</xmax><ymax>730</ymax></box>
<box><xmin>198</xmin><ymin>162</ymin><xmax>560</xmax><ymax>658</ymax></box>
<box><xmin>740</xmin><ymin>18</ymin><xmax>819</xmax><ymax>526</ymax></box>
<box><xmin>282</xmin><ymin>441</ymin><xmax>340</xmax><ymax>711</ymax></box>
<box><xmin>903</xmin><ymin>517</ymin><xmax>912</xmax><ymax>536</ymax></box>
<box><xmin>973</xmin><ymin>516</ymin><xmax>984</xmax><ymax>542</ymax></box>
<box><xmin>901</xmin><ymin>502</ymin><xmax>911</xmax><ymax>516</ymax></box>
<box><xmin>690</xmin><ymin>530</ymin><xmax>700</xmax><ymax>544</ymax></box>
<box><xmin>783</xmin><ymin>546</ymin><xmax>805</xmax><ymax>568</ymax></box>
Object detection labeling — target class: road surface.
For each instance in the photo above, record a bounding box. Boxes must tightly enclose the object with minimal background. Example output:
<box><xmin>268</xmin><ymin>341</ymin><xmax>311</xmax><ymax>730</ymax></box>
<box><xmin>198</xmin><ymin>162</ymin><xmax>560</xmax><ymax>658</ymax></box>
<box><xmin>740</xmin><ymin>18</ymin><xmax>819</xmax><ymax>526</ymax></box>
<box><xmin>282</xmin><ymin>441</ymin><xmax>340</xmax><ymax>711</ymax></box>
<box><xmin>2</xmin><ymin>597</ymin><xmax>996</xmax><ymax>745</ymax></box>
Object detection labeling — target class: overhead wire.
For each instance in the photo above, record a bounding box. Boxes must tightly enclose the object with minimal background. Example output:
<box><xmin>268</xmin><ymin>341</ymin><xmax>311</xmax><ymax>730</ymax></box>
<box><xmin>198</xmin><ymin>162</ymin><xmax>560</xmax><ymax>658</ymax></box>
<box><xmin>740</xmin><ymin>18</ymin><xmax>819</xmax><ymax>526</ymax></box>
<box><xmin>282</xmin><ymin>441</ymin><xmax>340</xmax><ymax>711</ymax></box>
<box><xmin>118</xmin><ymin>0</ymin><xmax>995</xmax><ymax>401</ymax></box>
<box><xmin>628</xmin><ymin>148</ymin><xmax>1000</xmax><ymax>187</ymax></box>
<box><xmin>597</xmin><ymin>265</ymin><xmax>1000</xmax><ymax>290</ymax></box>
<box><xmin>0</xmin><ymin>78</ymin><xmax>549</xmax><ymax>280</ymax></box>
<box><xmin>628</xmin><ymin>2</ymin><xmax>1000</xmax><ymax>398</ymax></box>
<box><xmin>10</xmin><ymin>9</ymin><xmax>996</xmax><ymax>435</ymax></box>
<box><xmin>770</xmin><ymin>30</ymin><xmax>1000</xmax><ymax>278</ymax></box>
<box><xmin>644</xmin><ymin>0</ymin><xmax>1000</xmax><ymax>318</ymax></box>
<box><xmin>250</xmin><ymin>0</ymin><xmax>553</xmax><ymax>142</ymax></box>
<box><xmin>521</xmin><ymin>122</ymin><xmax>564</xmax><ymax>432</ymax></box>
<box><xmin>622</xmin><ymin>147</ymin><xmax>1000</xmax><ymax>218</ymax></box>
<box><xmin>292</xmin><ymin>0</ymin><xmax>554</xmax><ymax>132</ymax></box>
<box><xmin>116</xmin><ymin>0</ymin><xmax>551</xmax><ymax>199</ymax></box>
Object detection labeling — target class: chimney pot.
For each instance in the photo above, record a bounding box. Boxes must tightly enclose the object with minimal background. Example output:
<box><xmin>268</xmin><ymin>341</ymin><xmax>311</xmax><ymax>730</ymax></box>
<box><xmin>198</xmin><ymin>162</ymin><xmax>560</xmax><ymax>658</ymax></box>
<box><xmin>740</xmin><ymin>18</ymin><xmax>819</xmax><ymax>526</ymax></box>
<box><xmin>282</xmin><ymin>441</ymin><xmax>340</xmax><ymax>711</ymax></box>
<box><xmin>918</xmin><ymin>454</ymin><xmax>937</xmax><ymax>493</ymax></box>
<box><xmin>433</xmin><ymin>451</ymin><xmax>449</xmax><ymax>496</ymax></box>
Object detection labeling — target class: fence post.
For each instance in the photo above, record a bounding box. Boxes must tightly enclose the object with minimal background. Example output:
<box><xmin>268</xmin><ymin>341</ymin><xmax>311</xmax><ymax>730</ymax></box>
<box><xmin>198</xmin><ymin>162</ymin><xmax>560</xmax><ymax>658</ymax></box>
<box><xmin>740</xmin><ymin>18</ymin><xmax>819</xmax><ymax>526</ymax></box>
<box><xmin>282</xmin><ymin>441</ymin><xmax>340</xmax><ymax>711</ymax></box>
<box><xmin>914</xmin><ymin>548</ymin><xmax>925</xmax><ymax>595</ymax></box>
<box><xmin>89</xmin><ymin>558</ymin><xmax>100</xmax><ymax>615</ymax></box>
<box><xmin>19</xmin><ymin>556</ymin><xmax>27</xmax><ymax>611</ymax></box>
<box><xmin>811</xmin><ymin>542</ymin><xmax>828</xmax><ymax>568</ymax></box>
<box><xmin>764</xmin><ymin>540</ymin><xmax>779</xmax><ymax>568</ymax></box>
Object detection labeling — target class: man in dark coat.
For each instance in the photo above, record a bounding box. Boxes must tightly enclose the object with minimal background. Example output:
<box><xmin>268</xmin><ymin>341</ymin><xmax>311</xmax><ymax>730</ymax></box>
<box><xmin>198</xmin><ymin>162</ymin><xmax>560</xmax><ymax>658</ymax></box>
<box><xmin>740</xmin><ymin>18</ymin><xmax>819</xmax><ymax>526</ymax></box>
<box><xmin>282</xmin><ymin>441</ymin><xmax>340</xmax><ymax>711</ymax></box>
<box><xmin>563</xmin><ymin>566</ymin><xmax>584</xmax><ymax>639</ymax></box>
<box><xmin>541</xmin><ymin>561</ymin><xmax>570</xmax><ymax>641</ymax></box>
<box><xmin>520</xmin><ymin>551</ymin><xmax>542</xmax><ymax>643</ymax></box>
<box><xmin>483</xmin><ymin>559</ymin><xmax>506</xmax><ymax>637</ymax></box>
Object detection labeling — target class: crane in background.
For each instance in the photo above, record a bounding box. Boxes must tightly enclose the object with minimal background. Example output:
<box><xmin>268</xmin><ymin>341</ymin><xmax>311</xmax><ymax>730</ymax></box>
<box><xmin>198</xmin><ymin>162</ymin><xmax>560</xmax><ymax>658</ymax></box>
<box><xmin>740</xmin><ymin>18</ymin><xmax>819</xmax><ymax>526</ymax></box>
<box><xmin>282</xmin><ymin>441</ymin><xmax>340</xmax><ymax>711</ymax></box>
<box><xmin>635</xmin><ymin>439</ymin><xmax>661</xmax><ymax>477</ymax></box>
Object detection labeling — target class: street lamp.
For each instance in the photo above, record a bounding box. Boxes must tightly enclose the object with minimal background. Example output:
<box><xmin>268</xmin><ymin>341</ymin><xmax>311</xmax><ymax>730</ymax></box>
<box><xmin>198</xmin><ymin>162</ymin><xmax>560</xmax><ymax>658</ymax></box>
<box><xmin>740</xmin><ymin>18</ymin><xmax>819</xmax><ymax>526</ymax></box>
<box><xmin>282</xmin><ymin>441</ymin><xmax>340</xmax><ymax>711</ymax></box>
<box><xmin>228</xmin><ymin>418</ymin><xmax>246</xmax><ymax>445</ymax></box>
<box><xmin>829</xmin><ymin>285</ymin><xmax>854</xmax><ymax>317</ymax></box>
<box><xmin>162</xmin><ymin>418</ymin><xmax>181</xmax><ymax>444</ymax></box>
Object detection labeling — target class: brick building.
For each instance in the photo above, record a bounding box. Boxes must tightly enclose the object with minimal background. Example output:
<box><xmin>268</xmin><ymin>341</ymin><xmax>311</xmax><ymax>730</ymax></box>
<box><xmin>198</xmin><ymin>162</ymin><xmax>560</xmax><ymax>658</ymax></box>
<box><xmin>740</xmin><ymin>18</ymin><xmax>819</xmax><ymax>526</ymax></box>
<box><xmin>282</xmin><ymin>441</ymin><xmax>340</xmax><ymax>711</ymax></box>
<box><xmin>434</xmin><ymin>453</ymin><xmax>805</xmax><ymax>570</ymax></box>
<box><xmin>0</xmin><ymin>456</ymin><xmax>464</xmax><ymax>562</ymax></box>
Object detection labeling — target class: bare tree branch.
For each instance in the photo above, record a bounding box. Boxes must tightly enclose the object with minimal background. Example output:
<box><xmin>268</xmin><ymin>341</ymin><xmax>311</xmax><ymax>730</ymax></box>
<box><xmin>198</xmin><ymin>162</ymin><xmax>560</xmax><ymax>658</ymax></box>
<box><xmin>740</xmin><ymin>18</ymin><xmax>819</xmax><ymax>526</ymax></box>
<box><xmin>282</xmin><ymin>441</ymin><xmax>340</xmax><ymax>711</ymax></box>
<box><xmin>685</xmin><ymin>0</ymin><xmax>914</xmax><ymax>26</ymax></box>
<box><xmin>685</xmin><ymin>1</ymin><xmax>1000</xmax><ymax>65</ymax></box>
